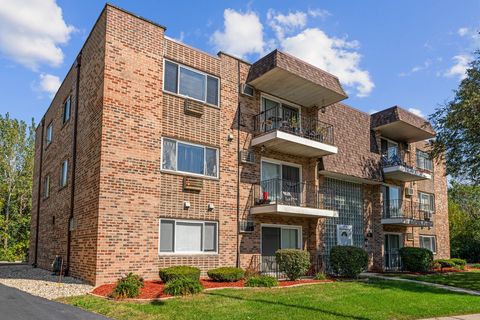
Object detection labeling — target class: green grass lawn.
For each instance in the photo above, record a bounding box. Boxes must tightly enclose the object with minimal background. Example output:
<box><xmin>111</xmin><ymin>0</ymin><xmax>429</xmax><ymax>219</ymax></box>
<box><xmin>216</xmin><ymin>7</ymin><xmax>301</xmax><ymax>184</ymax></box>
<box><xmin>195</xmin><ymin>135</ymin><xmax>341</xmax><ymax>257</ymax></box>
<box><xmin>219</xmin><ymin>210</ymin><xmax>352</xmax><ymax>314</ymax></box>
<box><xmin>396</xmin><ymin>270</ymin><xmax>480</xmax><ymax>291</ymax></box>
<box><xmin>60</xmin><ymin>279</ymin><xmax>480</xmax><ymax>320</ymax></box>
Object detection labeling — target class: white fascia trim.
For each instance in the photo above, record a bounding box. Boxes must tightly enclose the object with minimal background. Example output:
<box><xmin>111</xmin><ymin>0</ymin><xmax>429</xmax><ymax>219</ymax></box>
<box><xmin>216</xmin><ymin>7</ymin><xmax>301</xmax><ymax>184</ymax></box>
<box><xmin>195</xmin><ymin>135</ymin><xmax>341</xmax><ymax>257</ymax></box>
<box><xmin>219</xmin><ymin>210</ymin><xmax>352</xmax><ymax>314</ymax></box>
<box><xmin>251</xmin><ymin>204</ymin><xmax>338</xmax><ymax>218</ymax></box>
<box><xmin>251</xmin><ymin>130</ymin><xmax>338</xmax><ymax>154</ymax></box>
<box><xmin>383</xmin><ymin>165</ymin><xmax>432</xmax><ymax>180</ymax></box>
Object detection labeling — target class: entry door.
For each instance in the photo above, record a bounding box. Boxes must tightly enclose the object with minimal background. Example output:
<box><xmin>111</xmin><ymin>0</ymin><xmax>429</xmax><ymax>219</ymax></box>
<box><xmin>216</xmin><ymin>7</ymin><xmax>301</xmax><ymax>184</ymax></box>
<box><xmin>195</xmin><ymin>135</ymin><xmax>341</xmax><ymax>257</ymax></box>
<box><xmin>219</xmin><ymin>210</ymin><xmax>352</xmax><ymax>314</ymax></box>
<box><xmin>385</xmin><ymin>234</ymin><xmax>402</xmax><ymax>271</ymax></box>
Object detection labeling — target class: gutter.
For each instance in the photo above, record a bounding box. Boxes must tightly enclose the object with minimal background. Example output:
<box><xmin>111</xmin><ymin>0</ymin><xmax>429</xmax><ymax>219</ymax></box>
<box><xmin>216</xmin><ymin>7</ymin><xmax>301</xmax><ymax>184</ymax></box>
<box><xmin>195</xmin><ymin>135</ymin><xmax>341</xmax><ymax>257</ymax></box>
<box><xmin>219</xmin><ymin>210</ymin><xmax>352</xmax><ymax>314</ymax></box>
<box><xmin>236</xmin><ymin>60</ymin><xmax>241</xmax><ymax>268</ymax></box>
<box><xmin>66</xmin><ymin>53</ymin><xmax>82</xmax><ymax>275</ymax></box>
<box><xmin>33</xmin><ymin>118</ymin><xmax>45</xmax><ymax>267</ymax></box>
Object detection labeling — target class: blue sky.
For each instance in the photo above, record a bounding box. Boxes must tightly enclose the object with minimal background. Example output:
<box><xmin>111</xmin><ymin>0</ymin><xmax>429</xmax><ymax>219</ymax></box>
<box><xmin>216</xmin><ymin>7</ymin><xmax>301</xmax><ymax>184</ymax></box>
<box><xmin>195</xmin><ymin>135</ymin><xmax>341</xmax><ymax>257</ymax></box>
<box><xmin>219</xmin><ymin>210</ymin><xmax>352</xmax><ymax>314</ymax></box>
<box><xmin>0</xmin><ymin>0</ymin><xmax>478</xmax><ymax>124</ymax></box>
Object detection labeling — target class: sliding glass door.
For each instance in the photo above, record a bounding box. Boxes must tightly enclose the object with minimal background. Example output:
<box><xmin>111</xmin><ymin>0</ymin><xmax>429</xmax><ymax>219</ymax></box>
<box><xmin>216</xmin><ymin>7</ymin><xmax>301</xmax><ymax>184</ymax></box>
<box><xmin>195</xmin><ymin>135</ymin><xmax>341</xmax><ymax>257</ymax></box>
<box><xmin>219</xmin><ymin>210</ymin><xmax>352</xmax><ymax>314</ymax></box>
<box><xmin>261</xmin><ymin>160</ymin><xmax>301</xmax><ymax>205</ymax></box>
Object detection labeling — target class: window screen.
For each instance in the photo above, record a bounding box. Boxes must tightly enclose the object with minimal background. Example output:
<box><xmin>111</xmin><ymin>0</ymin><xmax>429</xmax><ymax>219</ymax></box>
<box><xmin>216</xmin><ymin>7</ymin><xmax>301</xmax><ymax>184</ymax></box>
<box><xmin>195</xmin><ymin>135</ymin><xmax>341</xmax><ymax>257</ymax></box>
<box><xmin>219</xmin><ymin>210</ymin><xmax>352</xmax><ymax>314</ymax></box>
<box><xmin>179</xmin><ymin>67</ymin><xmax>205</xmax><ymax>101</ymax></box>
<box><xmin>160</xmin><ymin>220</ymin><xmax>174</xmax><ymax>252</ymax></box>
<box><xmin>206</xmin><ymin>76</ymin><xmax>219</xmax><ymax>106</ymax></box>
<box><xmin>164</xmin><ymin>61</ymin><xmax>178</xmax><ymax>93</ymax></box>
<box><xmin>178</xmin><ymin>143</ymin><xmax>204</xmax><ymax>175</ymax></box>
<box><xmin>204</xmin><ymin>222</ymin><xmax>217</xmax><ymax>252</ymax></box>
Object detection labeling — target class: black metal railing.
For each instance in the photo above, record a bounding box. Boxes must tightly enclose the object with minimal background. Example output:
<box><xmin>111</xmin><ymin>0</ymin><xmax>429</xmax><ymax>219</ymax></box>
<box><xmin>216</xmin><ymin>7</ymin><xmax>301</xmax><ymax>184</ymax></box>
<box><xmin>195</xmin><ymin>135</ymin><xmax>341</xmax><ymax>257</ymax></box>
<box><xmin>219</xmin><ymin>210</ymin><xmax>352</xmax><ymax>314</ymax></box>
<box><xmin>252</xmin><ymin>178</ymin><xmax>335</xmax><ymax>210</ymax></box>
<box><xmin>253</xmin><ymin>106</ymin><xmax>335</xmax><ymax>145</ymax></box>
<box><xmin>383</xmin><ymin>199</ymin><xmax>434</xmax><ymax>221</ymax></box>
<box><xmin>385</xmin><ymin>252</ymin><xmax>402</xmax><ymax>271</ymax></box>
<box><xmin>248</xmin><ymin>255</ymin><xmax>323</xmax><ymax>279</ymax></box>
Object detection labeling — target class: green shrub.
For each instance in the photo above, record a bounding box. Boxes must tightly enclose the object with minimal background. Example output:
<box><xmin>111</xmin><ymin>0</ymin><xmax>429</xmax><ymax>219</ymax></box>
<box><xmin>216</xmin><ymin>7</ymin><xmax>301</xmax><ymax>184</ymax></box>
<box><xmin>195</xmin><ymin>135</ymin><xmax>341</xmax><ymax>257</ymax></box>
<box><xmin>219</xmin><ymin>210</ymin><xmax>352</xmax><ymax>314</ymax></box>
<box><xmin>275</xmin><ymin>249</ymin><xmax>311</xmax><ymax>281</ymax></box>
<box><xmin>111</xmin><ymin>273</ymin><xmax>144</xmax><ymax>299</ymax></box>
<box><xmin>245</xmin><ymin>275</ymin><xmax>278</xmax><ymax>287</ymax></box>
<box><xmin>471</xmin><ymin>263</ymin><xmax>480</xmax><ymax>269</ymax></box>
<box><xmin>314</xmin><ymin>272</ymin><xmax>327</xmax><ymax>280</ymax></box>
<box><xmin>450</xmin><ymin>258</ymin><xmax>467</xmax><ymax>267</ymax></box>
<box><xmin>163</xmin><ymin>278</ymin><xmax>203</xmax><ymax>296</ymax></box>
<box><xmin>399</xmin><ymin>247</ymin><xmax>433</xmax><ymax>273</ymax></box>
<box><xmin>207</xmin><ymin>267</ymin><xmax>244</xmax><ymax>282</ymax></box>
<box><xmin>330</xmin><ymin>246</ymin><xmax>368</xmax><ymax>278</ymax></box>
<box><xmin>159</xmin><ymin>266</ymin><xmax>200</xmax><ymax>283</ymax></box>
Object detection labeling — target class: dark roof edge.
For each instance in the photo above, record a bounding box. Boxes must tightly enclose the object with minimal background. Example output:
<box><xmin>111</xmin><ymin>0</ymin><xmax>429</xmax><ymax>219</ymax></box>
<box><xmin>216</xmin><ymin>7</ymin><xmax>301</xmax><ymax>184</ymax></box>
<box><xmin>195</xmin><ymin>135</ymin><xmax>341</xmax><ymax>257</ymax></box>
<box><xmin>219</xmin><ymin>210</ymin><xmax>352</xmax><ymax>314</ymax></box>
<box><xmin>105</xmin><ymin>3</ymin><xmax>167</xmax><ymax>30</ymax></box>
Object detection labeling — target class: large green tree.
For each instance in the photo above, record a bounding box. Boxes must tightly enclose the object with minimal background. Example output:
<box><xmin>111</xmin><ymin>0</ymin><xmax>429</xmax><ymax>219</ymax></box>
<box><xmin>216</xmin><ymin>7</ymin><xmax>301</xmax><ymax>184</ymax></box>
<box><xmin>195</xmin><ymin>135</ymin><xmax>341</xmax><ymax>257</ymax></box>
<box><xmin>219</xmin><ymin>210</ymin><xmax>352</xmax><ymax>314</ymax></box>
<box><xmin>429</xmin><ymin>50</ymin><xmax>480</xmax><ymax>184</ymax></box>
<box><xmin>448</xmin><ymin>182</ymin><xmax>480</xmax><ymax>262</ymax></box>
<box><xmin>0</xmin><ymin>113</ymin><xmax>35</xmax><ymax>261</ymax></box>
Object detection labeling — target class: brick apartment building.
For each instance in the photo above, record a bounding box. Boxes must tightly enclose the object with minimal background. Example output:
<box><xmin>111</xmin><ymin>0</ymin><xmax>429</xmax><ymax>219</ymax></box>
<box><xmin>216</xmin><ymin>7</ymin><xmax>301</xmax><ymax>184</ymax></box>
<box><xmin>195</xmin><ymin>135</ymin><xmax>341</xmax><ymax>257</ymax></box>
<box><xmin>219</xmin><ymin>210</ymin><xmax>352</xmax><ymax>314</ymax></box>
<box><xmin>28</xmin><ymin>4</ymin><xmax>449</xmax><ymax>285</ymax></box>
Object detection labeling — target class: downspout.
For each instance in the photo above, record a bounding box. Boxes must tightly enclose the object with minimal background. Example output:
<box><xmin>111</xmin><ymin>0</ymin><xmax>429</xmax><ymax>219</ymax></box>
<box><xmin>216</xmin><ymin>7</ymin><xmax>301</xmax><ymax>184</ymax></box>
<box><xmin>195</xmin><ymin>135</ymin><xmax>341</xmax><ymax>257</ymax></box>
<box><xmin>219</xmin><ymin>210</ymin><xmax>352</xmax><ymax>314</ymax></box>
<box><xmin>236</xmin><ymin>60</ymin><xmax>241</xmax><ymax>268</ymax></box>
<box><xmin>66</xmin><ymin>52</ymin><xmax>82</xmax><ymax>275</ymax></box>
<box><xmin>33</xmin><ymin>118</ymin><xmax>45</xmax><ymax>267</ymax></box>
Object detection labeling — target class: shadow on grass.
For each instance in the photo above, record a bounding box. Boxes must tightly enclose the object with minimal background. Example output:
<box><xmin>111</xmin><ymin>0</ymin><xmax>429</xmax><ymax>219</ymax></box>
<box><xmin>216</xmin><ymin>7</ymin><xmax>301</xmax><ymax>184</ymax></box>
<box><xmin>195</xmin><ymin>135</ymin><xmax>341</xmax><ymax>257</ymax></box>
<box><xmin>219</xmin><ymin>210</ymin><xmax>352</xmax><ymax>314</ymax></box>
<box><xmin>363</xmin><ymin>278</ymin><xmax>475</xmax><ymax>295</ymax></box>
<box><xmin>204</xmin><ymin>290</ymin><xmax>370</xmax><ymax>320</ymax></box>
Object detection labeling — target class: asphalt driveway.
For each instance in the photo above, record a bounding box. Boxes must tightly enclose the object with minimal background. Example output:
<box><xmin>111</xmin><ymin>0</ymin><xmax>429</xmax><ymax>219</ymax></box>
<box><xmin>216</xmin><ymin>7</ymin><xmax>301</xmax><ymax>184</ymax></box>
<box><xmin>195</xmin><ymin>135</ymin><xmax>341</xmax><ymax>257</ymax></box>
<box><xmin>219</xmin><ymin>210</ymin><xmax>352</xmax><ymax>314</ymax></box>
<box><xmin>0</xmin><ymin>283</ymin><xmax>109</xmax><ymax>320</ymax></box>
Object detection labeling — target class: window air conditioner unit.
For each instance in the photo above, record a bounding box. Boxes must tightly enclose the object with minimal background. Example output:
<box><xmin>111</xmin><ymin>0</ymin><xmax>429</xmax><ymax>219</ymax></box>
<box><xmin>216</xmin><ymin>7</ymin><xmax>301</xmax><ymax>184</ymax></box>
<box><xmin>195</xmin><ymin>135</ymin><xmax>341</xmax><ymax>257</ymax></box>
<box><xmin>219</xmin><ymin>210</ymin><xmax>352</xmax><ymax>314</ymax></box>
<box><xmin>240</xmin><ymin>84</ymin><xmax>255</xmax><ymax>97</ymax></box>
<box><xmin>405</xmin><ymin>187</ymin><xmax>414</xmax><ymax>196</ymax></box>
<box><xmin>240</xmin><ymin>220</ymin><xmax>254</xmax><ymax>233</ymax></box>
<box><xmin>239</xmin><ymin>150</ymin><xmax>255</xmax><ymax>164</ymax></box>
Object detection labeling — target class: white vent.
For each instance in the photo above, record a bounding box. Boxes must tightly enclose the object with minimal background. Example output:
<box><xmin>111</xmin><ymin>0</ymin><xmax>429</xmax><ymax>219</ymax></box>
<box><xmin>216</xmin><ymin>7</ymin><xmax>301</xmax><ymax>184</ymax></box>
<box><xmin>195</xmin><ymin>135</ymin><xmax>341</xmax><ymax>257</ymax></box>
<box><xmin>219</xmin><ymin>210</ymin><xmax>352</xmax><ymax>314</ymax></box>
<box><xmin>240</xmin><ymin>84</ymin><xmax>255</xmax><ymax>97</ymax></box>
<box><xmin>240</xmin><ymin>220</ymin><xmax>254</xmax><ymax>233</ymax></box>
<box><xmin>239</xmin><ymin>150</ymin><xmax>255</xmax><ymax>164</ymax></box>
<box><xmin>405</xmin><ymin>187</ymin><xmax>414</xmax><ymax>196</ymax></box>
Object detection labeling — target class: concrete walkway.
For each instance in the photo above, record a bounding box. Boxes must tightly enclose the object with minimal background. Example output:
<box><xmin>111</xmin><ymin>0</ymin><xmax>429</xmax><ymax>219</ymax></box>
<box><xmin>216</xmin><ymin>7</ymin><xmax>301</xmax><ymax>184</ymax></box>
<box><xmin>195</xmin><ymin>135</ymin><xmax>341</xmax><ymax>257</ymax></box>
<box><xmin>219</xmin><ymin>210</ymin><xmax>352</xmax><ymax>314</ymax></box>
<box><xmin>420</xmin><ymin>314</ymin><xmax>480</xmax><ymax>320</ymax></box>
<box><xmin>362</xmin><ymin>273</ymin><xmax>480</xmax><ymax>296</ymax></box>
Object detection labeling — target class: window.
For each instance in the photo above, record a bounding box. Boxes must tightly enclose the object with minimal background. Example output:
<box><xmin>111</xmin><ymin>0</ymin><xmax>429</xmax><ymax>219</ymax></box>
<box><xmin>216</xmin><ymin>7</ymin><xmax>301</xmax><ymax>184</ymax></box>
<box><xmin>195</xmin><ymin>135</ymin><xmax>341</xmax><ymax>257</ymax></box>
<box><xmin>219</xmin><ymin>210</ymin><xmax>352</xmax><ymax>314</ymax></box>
<box><xmin>46</xmin><ymin>123</ymin><xmax>53</xmax><ymax>145</ymax></box>
<box><xmin>161</xmin><ymin>138</ymin><xmax>218</xmax><ymax>178</ymax></box>
<box><xmin>416</xmin><ymin>149</ymin><xmax>433</xmax><ymax>171</ymax></box>
<box><xmin>420</xmin><ymin>235</ymin><xmax>436</xmax><ymax>253</ymax></box>
<box><xmin>60</xmin><ymin>160</ymin><xmax>68</xmax><ymax>188</ymax></box>
<box><xmin>62</xmin><ymin>96</ymin><xmax>71</xmax><ymax>124</ymax></box>
<box><xmin>159</xmin><ymin>219</ymin><xmax>218</xmax><ymax>254</ymax></box>
<box><xmin>418</xmin><ymin>192</ymin><xmax>435</xmax><ymax>213</ymax></box>
<box><xmin>381</xmin><ymin>138</ymin><xmax>399</xmax><ymax>161</ymax></box>
<box><xmin>43</xmin><ymin>175</ymin><xmax>50</xmax><ymax>199</ymax></box>
<box><xmin>163</xmin><ymin>60</ymin><xmax>219</xmax><ymax>106</ymax></box>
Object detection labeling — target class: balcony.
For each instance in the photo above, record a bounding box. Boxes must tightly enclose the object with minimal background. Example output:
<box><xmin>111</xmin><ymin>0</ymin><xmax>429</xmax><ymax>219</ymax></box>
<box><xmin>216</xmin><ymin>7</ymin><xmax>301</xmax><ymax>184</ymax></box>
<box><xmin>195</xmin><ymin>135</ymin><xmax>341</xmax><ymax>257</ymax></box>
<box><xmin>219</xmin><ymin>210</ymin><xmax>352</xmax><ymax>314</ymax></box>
<box><xmin>250</xmin><ymin>178</ymin><xmax>338</xmax><ymax>218</ymax></box>
<box><xmin>371</xmin><ymin>106</ymin><xmax>435</xmax><ymax>142</ymax></box>
<box><xmin>382</xmin><ymin>154</ymin><xmax>431</xmax><ymax>182</ymax></box>
<box><xmin>381</xmin><ymin>199</ymin><xmax>433</xmax><ymax>227</ymax></box>
<box><xmin>252</xmin><ymin>107</ymin><xmax>337</xmax><ymax>157</ymax></box>
<box><xmin>247</xmin><ymin>50</ymin><xmax>348</xmax><ymax>108</ymax></box>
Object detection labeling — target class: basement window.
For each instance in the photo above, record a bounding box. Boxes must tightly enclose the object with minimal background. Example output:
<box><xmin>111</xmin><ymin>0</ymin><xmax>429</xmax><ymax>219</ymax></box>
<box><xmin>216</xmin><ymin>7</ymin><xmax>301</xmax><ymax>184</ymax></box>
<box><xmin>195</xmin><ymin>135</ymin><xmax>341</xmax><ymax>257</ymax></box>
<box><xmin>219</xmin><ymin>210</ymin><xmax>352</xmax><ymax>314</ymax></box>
<box><xmin>163</xmin><ymin>60</ymin><xmax>219</xmax><ymax>106</ymax></box>
<box><xmin>159</xmin><ymin>219</ymin><xmax>217</xmax><ymax>254</ymax></box>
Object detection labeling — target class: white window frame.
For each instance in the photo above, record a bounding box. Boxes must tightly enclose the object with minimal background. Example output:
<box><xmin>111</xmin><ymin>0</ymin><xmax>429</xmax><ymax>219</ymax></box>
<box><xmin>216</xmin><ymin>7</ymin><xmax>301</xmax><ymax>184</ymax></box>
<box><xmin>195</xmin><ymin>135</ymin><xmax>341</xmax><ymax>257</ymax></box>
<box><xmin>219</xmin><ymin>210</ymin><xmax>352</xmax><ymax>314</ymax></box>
<box><xmin>162</xmin><ymin>59</ymin><xmax>220</xmax><ymax>107</ymax></box>
<box><xmin>418</xmin><ymin>192</ymin><xmax>435</xmax><ymax>213</ymax></box>
<box><xmin>46</xmin><ymin>122</ymin><xmax>53</xmax><ymax>145</ymax></box>
<box><xmin>380</xmin><ymin>137</ymin><xmax>399</xmax><ymax>160</ymax></box>
<box><xmin>62</xmin><ymin>96</ymin><xmax>71</xmax><ymax>124</ymax></box>
<box><xmin>60</xmin><ymin>160</ymin><xmax>68</xmax><ymax>188</ymax></box>
<box><xmin>416</xmin><ymin>149</ymin><xmax>433</xmax><ymax>172</ymax></box>
<box><xmin>161</xmin><ymin>137</ymin><xmax>219</xmax><ymax>179</ymax></box>
<box><xmin>419</xmin><ymin>235</ymin><xmax>437</xmax><ymax>254</ymax></box>
<box><xmin>260</xmin><ymin>93</ymin><xmax>302</xmax><ymax>128</ymax></box>
<box><xmin>43</xmin><ymin>175</ymin><xmax>50</xmax><ymax>199</ymax></box>
<box><xmin>158</xmin><ymin>219</ymin><xmax>218</xmax><ymax>255</ymax></box>
<box><xmin>260</xmin><ymin>157</ymin><xmax>303</xmax><ymax>182</ymax></box>
<box><xmin>260</xmin><ymin>223</ymin><xmax>303</xmax><ymax>255</ymax></box>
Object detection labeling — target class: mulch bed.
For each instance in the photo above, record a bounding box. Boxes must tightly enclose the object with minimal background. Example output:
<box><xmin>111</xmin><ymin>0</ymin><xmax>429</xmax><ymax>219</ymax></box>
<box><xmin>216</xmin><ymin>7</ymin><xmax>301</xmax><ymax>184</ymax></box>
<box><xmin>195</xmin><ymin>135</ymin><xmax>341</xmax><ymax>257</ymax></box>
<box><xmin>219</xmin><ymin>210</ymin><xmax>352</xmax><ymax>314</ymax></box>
<box><xmin>91</xmin><ymin>278</ymin><xmax>331</xmax><ymax>300</ymax></box>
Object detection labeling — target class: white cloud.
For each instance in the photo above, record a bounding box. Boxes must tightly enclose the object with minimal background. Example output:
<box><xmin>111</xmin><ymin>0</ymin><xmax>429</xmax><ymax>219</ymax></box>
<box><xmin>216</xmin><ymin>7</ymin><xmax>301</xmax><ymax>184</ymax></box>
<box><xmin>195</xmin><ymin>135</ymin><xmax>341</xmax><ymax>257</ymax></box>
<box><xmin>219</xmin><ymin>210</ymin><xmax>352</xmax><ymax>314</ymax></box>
<box><xmin>308</xmin><ymin>9</ymin><xmax>331</xmax><ymax>19</ymax></box>
<box><xmin>280</xmin><ymin>28</ymin><xmax>374</xmax><ymax>97</ymax></box>
<box><xmin>458</xmin><ymin>27</ymin><xmax>469</xmax><ymax>37</ymax></box>
<box><xmin>444</xmin><ymin>54</ymin><xmax>472</xmax><ymax>80</ymax></box>
<box><xmin>38</xmin><ymin>73</ymin><xmax>61</xmax><ymax>96</ymax></box>
<box><xmin>267</xmin><ymin>10</ymin><xmax>307</xmax><ymax>39</ymax></box>
<box><xmin>407</xmin><ymin>108</ymin><xmax>425</xmax><ymax>118</ymax></box>
<box><xmin>368</xmin><ymin>109</ymin><xmax>379</xmax><ymax>114</ymax></box>
<box><xmin>399</xmin><ymin>59</ymin><xmax>432</xmax><ymax>77</ymax></box>
<box><xmin>211</xmin><ymin>9</ymin><xmax>265</xmax><ymax>58</ymax></box>
<box><xmin>0</xmin><ymin>0</ymin><xmax>75</xmax><ymax>70</ymax></box>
